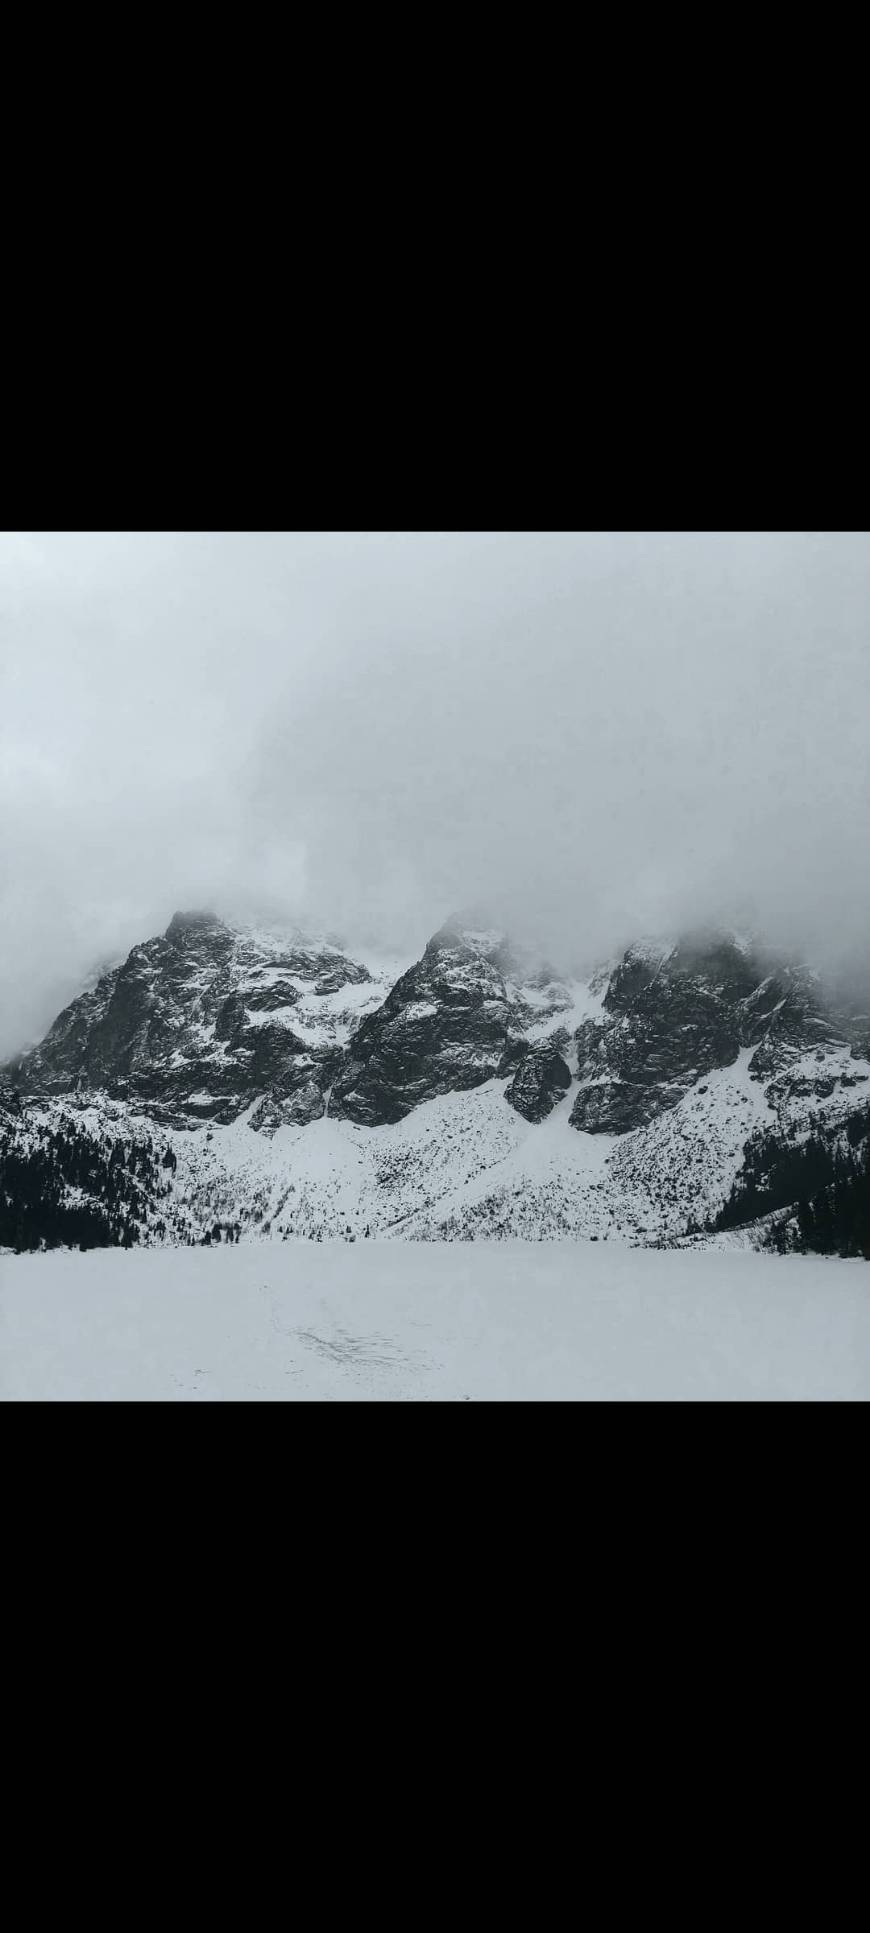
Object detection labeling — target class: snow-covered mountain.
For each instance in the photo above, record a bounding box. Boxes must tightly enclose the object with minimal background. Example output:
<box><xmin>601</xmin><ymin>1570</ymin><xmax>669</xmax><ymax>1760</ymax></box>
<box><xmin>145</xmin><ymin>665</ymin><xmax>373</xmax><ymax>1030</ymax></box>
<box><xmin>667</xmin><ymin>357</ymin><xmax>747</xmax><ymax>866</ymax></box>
<box><xmin>3</xmin><ymin>910</ymin><xmax>869</xmax><ymax>1253</ymax></box>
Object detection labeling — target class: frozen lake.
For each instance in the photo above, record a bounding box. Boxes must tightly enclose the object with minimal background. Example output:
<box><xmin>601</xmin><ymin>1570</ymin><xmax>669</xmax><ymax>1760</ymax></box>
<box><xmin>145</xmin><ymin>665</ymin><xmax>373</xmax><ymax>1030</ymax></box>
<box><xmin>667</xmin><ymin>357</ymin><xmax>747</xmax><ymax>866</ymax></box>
<box><xmin>2</xmin><ymin>1239</ymin><xmax>870</xmax><ymax>1400</ymax></box>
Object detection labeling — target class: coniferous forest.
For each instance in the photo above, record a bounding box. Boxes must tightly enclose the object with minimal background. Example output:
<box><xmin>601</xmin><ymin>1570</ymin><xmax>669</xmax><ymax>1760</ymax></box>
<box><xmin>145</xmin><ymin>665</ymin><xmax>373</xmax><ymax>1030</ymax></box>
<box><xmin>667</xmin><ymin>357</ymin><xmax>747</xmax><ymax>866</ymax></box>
<box><xmin>788</xmin><ymin>1139</ymin><xmax>870</xmax><ymax>1258</ymax></box>
<box><xmin>0</xmin><ymin>1115</ymin><xmax>168</xmax><ymax>1252</ymax></box>
<box><xmin>712</xmin><ymin>1108</ymin><xmax>870</xmax><ymax>1258</ymax></box>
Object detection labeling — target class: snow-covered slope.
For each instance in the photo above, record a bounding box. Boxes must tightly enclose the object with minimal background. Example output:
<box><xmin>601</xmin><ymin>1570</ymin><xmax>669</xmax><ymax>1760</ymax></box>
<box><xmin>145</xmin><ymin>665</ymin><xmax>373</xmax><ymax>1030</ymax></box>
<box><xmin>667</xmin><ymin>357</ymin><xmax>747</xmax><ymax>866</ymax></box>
<box><xmin>3</xmin><ymin>911</ymin><xmax>869</xmax><ymax>1254</ymax></box>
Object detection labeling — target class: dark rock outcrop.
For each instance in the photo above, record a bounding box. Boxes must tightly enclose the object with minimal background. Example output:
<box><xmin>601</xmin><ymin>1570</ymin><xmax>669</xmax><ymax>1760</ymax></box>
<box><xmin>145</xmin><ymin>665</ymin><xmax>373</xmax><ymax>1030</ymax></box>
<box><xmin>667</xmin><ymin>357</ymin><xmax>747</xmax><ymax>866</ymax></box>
<box><xmin>5</xmin><ymin>906</ymin><xmax>869</xmax><ymax>1254</ymax></box>
<box><xmin>504</xmin><ymin>1044</ymin><xmax>571</xmax><ymax>1123</ymax></box>
<box><xmin>8</xmin><ymin>915</ymin><xmax>379</xmax><ymax>1128</ymax></box>
<box><xmin>570</xmin><ymin>933</ymin><xmax>848</xmax><ymax>1135</ymax></box>
<box><xmin>328</xmin><ymin>923</ymin><xmax>524</xmax><ymax>1125</ymax></box>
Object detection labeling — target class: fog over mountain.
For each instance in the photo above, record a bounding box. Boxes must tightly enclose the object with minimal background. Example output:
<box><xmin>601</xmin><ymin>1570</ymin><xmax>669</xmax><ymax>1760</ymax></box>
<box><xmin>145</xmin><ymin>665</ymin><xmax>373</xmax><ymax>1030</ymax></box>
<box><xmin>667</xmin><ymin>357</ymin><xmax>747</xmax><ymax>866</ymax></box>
<box><xmin>2</xmin><ymin>530</ymin><xmax>868</xmax><ymax>1059</ymax></box>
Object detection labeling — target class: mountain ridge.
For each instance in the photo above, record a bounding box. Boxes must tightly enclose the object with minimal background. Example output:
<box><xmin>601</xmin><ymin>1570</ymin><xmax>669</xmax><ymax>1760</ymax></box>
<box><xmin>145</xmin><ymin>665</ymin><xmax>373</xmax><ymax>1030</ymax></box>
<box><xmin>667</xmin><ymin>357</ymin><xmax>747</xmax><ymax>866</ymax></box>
<box><xmin>3</xmin><ymin>908</ymin><xmax>869</xmax><ymax>1255</ymax></box>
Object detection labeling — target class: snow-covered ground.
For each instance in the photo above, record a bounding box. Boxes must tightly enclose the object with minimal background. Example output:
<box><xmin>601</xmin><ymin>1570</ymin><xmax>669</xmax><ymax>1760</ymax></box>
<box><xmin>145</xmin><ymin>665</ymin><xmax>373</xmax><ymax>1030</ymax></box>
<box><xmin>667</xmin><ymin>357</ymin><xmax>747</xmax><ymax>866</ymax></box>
<box><xmin>2</xmin><ymin>1241</ymin><xmax>869</xmax><ymax>1401</ymax></box>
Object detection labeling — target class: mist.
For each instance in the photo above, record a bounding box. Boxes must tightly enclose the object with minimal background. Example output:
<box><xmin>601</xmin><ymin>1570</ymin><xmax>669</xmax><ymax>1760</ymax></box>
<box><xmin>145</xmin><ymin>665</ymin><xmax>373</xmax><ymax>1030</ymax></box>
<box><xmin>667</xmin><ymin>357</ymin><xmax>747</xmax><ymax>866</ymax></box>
<box><xmin>1</xmin><ymin>530</ymin><xmax>868</xmax><ymax>1058</ymax></box>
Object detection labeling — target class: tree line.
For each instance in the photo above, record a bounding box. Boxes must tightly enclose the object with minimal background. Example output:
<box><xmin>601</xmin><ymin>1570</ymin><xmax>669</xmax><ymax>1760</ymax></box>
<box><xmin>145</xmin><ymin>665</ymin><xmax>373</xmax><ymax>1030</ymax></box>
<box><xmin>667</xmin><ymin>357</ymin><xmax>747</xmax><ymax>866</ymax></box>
<box><xmin>0</xmin><ymin>1116</ymin><xmax>168</xmax><ymax>1252</ymax></box>
<box><xmin>710</xmin><ymin>1105</ymin><xmax>870</xmax><ymax>1259</ymax></box>
<box><xmin>774</xmin><ymin>1138</ymin><xmax>870</xmax><ymax>1258</ymax></box>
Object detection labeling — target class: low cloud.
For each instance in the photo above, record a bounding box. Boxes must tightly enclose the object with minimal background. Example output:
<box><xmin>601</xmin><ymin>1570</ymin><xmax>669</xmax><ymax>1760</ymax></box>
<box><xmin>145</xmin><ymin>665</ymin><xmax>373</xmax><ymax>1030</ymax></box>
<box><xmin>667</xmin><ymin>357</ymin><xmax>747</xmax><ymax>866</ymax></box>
<box><xmin>2</xmin><ymin>530</ymin><xmax>868</xmax><ymax>1055</ymax></box>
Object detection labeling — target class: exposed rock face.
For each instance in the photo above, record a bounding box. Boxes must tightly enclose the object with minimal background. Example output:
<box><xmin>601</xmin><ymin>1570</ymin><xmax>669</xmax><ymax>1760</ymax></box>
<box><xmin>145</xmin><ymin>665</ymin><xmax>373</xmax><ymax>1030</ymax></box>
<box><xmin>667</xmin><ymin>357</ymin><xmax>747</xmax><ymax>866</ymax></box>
<box><xmin>504</xmin><ymin>1043</ymin><xmax>572</xmax><ymax>1123</ymax></box>
<box><xmin>7</xmin><ymin>910</ymin><xmax>580</xmax><ymax>1136</ymax></box>
<box><xmin>314</xmin><ymin>963</ymin><xmax>370</xmax><ymax>995</ymax></box>
<box><xmin>8</xmin><ymin>914</ymin><xmax>385</xmax><ymax>1129</ymax></box>
<box><xmin>11</xmin><ymin>914</ymin><xmax>858</xmax><ymax>1149</ymax></box>
<box><xmin>4</xmin><ymin>908</ymin><xmax>870</xmax><ymax>1253</ymax></box>
<box><xmin>248</xmin><ymin>1072</ymin><xmax>337</xmax><ymax>1134</ymax></box>
<box><xmin>569</xmin><ymin>933</ymin><xmax>849</xmax><ymax>1135</ymax></box>
<box><xmin>328</xmin><ymin>923</ymin><xmax>525</xmax><ymax>1125</ymax></box>
<box><xmin>327</xmin><ymin>919</ymin><xmax>588</xmax><ymax>1126</ymax></box>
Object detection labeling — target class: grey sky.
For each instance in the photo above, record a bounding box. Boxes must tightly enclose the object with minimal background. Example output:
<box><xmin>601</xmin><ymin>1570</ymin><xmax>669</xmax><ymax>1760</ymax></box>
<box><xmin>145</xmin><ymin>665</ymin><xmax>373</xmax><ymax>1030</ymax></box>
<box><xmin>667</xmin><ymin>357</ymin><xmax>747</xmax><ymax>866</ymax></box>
<box><xmin>1</xmin><ymin>531</ymin><xmax>868</xmax><ymax>1057</ymax></box>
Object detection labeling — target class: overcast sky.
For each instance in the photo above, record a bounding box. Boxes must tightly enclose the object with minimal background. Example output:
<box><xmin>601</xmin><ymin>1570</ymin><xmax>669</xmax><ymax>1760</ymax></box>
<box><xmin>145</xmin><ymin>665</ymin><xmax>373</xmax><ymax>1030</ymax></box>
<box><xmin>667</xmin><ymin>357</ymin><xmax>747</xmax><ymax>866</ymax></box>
<box><xmin>1</xmin><ymin>531</ymin><xmax>868</xmax><ymax>1057</ymax></box>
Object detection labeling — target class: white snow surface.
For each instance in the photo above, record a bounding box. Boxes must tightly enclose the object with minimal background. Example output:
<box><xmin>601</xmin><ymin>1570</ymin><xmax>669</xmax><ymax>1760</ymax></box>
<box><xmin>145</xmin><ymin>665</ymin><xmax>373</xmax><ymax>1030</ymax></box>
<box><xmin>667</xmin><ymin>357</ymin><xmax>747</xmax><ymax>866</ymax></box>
<box><xmin>2</xmin><ymin>1240</ymin><xmax>869</xmax><ymax>1401</ymax></box>
<box><xmin>13</xmin><ymin>1028</ymin><xmax>869</xmax><ymax>1250</ymax></box>
<box><xmin>8</xmin><ymin>917</ymin><xmax>870</xmax><ymax>1260</ymax></box>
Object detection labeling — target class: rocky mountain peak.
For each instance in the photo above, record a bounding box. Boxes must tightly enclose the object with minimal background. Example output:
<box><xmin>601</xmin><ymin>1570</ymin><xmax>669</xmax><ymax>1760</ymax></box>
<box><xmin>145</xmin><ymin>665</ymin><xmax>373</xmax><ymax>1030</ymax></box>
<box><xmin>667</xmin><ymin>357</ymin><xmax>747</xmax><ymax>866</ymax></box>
<box><xmin>5</xmin><ymin>916</ymin><xmax>397</xmax><ymax>1130</ymax></box>
<box><xmin>165</xmin><ymin>909</ymin><xmax>226</xmax><ymax>941</ymax></box>
<box><xmin>570</xmin><ymin>924</ymin><xmax>851</xmax><ymax>1135</ymax></box>
<box><xmin>3</xmin><ymin>904</ymin><xmax>869</xmax><ymax>1255</ymax></box>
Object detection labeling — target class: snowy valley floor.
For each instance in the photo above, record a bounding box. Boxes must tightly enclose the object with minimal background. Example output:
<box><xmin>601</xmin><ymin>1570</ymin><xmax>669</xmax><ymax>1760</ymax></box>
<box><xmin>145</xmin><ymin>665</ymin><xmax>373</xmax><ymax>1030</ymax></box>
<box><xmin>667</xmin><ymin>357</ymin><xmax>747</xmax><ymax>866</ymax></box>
<box><xmin>2</xmin><ymin>1240</ymin><xmax>870</xmax><ymax>1400</ymax></box>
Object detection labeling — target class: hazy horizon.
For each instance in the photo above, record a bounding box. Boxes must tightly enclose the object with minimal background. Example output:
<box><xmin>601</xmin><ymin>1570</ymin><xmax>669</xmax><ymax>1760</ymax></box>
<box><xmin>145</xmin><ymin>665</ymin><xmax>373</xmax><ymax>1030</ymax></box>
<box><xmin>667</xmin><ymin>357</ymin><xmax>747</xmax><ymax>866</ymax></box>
<box><xmin>2</xmin><ymin>530</ymin><xmax>869</xmax><ymax>1057</ymax></box>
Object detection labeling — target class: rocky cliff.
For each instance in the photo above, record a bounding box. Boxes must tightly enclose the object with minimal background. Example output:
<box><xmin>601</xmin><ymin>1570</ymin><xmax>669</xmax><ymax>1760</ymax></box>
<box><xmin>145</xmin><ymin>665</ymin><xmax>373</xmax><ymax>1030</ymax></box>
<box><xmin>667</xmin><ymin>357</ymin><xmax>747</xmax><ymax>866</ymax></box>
<box><xmin>3</xmin><ymin>909</ymin><xmax>869</xmax><ymax>1253</ymax></box>
<box><xmin>8</xmin><ymin>911</ymin><xmax>388</xmax><ymax>1129</ymax></box>
<box><xmin>568</xmin><ymin>932</ymin><xmax>848</xmax><ymax>1134</ymax></box>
